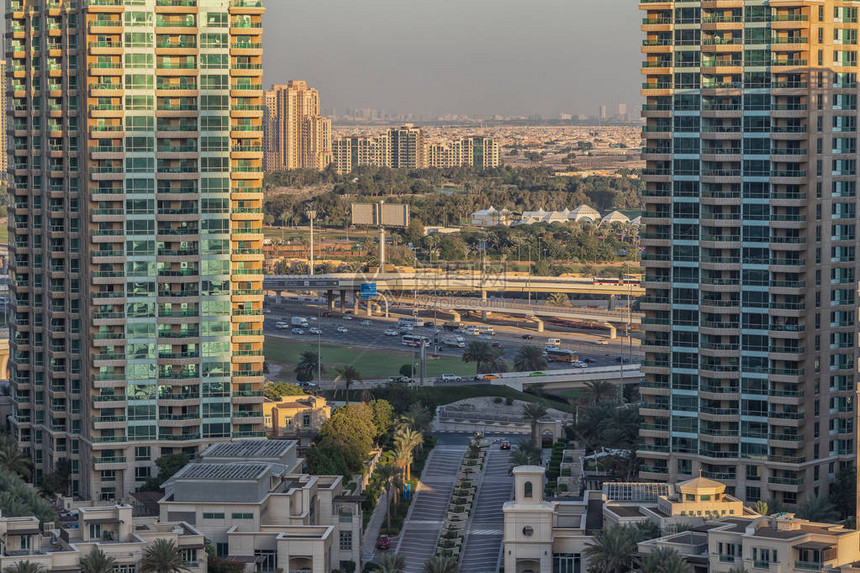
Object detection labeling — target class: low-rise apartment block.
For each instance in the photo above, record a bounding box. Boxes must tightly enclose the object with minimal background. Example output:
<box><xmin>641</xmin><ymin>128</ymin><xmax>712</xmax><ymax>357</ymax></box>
<box><xmin>263</xmin><ymin>394</ymin><xmax>331</xmax><ymax>445</ymax></box>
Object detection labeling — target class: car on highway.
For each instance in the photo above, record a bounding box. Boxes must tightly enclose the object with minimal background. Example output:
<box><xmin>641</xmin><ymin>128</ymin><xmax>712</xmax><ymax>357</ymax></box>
<box><xmin>376</xmin><ymin>535</ymin><xmax>390</xmax><ymax>550</ymax></box>
<box><xmin>615</xmin><ymin>355</ymin><xmax>630</xmax><ymax>363</ymax></box>
<box><xmin>291</xmin><ymin>328</ymin><xmax>305</xmax><ymax>335</ymax></box>
<box><xmin>474</xmin><ymin>374</ymin><xmax>500</xmax><ymax>381</ymax></box>
<box><xmin>360</xmin><ymin>319</ymin><xmax>371</xmax><ymax>326</ymax></box>
<box><xmin>521</xmin><ymin>334</ymin><xmax>534</xmax><ymax>340</ymax></box>
<box><xmin>399</xmin><ymin>326</ymin><xmax>413</xmax><ymax>334</ymax></box>
<box><xmin>308</xmin><ymin>327</ymin><xmax>322</xmax><ymax>335</ymax></box>
<box><xmin>596</xmin><ymin>338</ymin><xmax>610</xmax><ymax>345</ymax></box>
<box><xmin>321</xmin><ymin>311</ymin><xmax>332</xmax><ymax>317</ymax></box>
<box><xmin>491</xmin><ymin>342</ymin><xmax>503</xmax><ymax>349</ymax></box>
<box><xmin>528</xmin><ymin>371</ymin><xmax>548</xmax><ymax>377</ymax></box>
<box><xmin>440</xmin><ymin>373</ymin><xmax>462</xmax><ymax>383</ymax></box>
<box><xmin>343</xmin><ymin>315</ymin><xmax>353</xmax><ymax>320</ymax></box>
<box><xmin>388</xmin><ymin>375</ymin><xmax>413</xmax><ymax>384</ymax></box>
<box><xmin>500</xmin><ymin>439</ymin><xmax>511</xmax><ymax>450</ymax></box>
<box><xmin>384</xmin><ymin>328</ymin><xmax>399</xmax><ymax>336</ymax></box>
<box><xmin>275</xmin><ymin>321</ymin><xmax>289</xmax><ymax>330</ymax></box>
<box><xmin>336</xmin><ymin>326</ymin><xmax>349</xmax><ymax>333</ymax></box>
<box><xmin>583</xmin><ymin>357</ymin><xmax>596</xmax><ymax>363</ymax></box>
<box><xmin>572</xmin><ymin>360</ymin><xmax>588</xmax><ymax>368</ymax></box>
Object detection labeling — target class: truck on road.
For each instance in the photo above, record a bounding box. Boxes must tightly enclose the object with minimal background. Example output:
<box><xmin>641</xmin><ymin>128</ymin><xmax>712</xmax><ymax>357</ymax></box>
<box><xmin>291</xmin><ymin>317</ymin><xmax>309</xmax><ymax>328</ymax></box>
<box><xmin>441</xmin><ymin>335</ymin><xmax>466</xmax><ymax>348</ymax></box>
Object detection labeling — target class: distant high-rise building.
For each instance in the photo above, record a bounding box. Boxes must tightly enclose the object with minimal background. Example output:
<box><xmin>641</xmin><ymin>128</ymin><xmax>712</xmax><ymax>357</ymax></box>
<box><xmin>263</xmin><ymin>81</ymin><xmax>332</xmax><ymax>171</ymax></box>
<box><xmin>599</xmin><ymin>105</ymin><xmax>608</xmax><ymax>120</ymax></box>
<box><xmin>640</xmin><ymin>0</ymin><xmax>859</xmax><ymax>504</ymax></box>
<box><xmin>7</xmin><ymin>0</ymin><xmax>266</xmax><ymax>500</ymax></box>
<box><xmin>617</xmin><ymin>103</ymin><xmax>628</xmax><ymax>119</ymax></box>
<box><xmin>333</xmin><ymin>133</ymin><xmax>499</xmax><ymax>174</ymax></box>
<box><xmin>389</xmin><ymin>124</ymin><xmax>426</xmax><ymax>169</ymax></box>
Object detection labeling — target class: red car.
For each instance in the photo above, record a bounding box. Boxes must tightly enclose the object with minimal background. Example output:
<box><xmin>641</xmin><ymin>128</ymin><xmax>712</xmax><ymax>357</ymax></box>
<box><xmin>321</xmin><ymin>311</ymin><xmax>332</xmax><ymax>317</ymax></box>
<box><xmin>500</xmin><ymin>440</ymin><xmax>511</xmax><ymax>450</ymax></box>
<box><xmin>376</xmin><ymin>535</ymin><xmax>390</xmax><ymax>550</ymax></box>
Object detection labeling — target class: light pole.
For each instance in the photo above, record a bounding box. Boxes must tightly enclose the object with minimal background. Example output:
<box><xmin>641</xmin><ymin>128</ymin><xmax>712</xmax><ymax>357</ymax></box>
<box><xmin>317</xmin><ymin>311</ymin><xmax>322</xmax><ymax>386</ymax></box>
<box><xmin>307</xmin><ymin>210</ymin><xmax>317</xmax><ymax>276</ymax></box>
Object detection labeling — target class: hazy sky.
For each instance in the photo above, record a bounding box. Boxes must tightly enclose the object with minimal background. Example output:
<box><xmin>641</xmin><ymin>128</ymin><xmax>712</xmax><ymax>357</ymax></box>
<box><xmin>261</xmin><ymin>0</ymin><xmax>642</xmax><ymax>118</ymax></box>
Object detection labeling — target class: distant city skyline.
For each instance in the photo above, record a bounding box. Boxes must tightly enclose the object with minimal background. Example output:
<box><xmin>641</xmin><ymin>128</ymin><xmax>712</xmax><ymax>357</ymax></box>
<box><xmin>261</xmin><ymin>0</ymin><xmax>641</xmax><ymax>118</ymax></box>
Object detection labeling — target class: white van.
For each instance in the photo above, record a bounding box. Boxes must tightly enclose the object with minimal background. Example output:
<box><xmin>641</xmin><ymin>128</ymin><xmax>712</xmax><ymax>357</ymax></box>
<box><xmin>546</xmin><ymin>338</ymin><xmax>561</xmax><ymax>348</ymax></box>
<box><xmin>275</xmin><ymin>321</ymin><xmax>289</xmax><ymax>330</ymax></box>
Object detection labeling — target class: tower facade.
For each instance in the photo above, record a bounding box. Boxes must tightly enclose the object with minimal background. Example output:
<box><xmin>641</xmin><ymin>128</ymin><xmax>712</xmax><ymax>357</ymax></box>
<box><xmin>639</xmin><ymin>0</ymin><xmax>860</xmax><ymax>504</ymax></box>
<box><xmin>7</xmin><ymin>0</ymin><xmax>266</xmax><ymax>500</ymax></box>
<box><xmin>263</xmin><ymin>81</ymin><xmax>331</xmax><ymax>171</ymax></box>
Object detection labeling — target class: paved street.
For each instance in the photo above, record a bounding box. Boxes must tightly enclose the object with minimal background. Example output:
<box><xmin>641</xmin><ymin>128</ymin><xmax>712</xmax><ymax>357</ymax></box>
<box><xmin>397</xmin><ymin>445</ymin><xmax>467</xmax><ymax>573</ymax></box>
<box><xmin>459</xmin><ymin>447</ymin><xmax>514</xmax><ymax>573</ymax></box>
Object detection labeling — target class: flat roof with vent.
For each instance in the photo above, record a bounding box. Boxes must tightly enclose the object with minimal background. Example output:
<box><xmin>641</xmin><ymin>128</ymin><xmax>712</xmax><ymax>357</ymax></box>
<box><xmin>200</xmin><ymin>440</ymin><xmax>294</xmax><ymax>461</ymax></box>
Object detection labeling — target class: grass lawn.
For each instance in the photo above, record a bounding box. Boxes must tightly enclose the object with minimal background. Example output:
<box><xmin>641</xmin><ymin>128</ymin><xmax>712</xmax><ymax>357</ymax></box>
<box><xmin>264</xmin><ymin>336</ymin><xmax>476</xmax><ymax>380</ymax></box>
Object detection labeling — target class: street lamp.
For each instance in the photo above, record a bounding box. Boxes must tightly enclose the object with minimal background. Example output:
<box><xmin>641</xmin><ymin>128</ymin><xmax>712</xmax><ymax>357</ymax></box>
<box><xmin>307</xmin><ymin>210</ymin><xmax>317</xmax><ymax>276</ymax></box>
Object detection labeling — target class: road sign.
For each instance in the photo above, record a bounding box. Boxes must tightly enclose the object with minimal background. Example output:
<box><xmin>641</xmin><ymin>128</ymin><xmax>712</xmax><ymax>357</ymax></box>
<box><xmin>360</xmin><ymin>283</ymin><xmax>377</xmax><ymax>300</ymax></box>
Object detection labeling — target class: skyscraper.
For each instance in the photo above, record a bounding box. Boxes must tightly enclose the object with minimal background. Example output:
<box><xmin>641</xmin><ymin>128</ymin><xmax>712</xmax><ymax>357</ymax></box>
<box><xmin>7</xmin><ymin>0</ymin><xmax>266</xmax><ymax>500</ymax></box>
<box><xmin>640</xmin><ymin>0</ymin><xmax>859</xmax><ymax>504</ymax></box>
<box><xmin>262</xmin><ymin>81</ymin><xmax>332</xmax><ymax>171</ymax></box>
<box><xmin>389</xmin><ymin>124</ymin><xmax>426</xmax><ymax>169</ymax></box>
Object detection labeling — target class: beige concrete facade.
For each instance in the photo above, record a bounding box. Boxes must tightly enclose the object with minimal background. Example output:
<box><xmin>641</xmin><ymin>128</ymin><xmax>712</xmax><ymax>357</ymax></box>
<box><xmin>262</xmin><ymin>394</ymin><xmax>330</xmax><ymax>444</ymax></box>
<box><xmin>7</xmin><ymin>0</ymin><xmax>266</xmax><ymax>501</ymax></box>
<box><xmin>262</xmin><ymin>81</ymin><xmax>331</xmax><ymax>171</ymax></box>
<box><xmin>639</xmin><ymin>0</ymin><xmax>860</xmax><ymax>504</ymax></box>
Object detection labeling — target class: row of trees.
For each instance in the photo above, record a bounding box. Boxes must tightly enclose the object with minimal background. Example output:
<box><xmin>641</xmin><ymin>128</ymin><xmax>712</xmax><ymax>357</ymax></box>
<box><xmin>375</xmin><ymin>553</ymin><xmax>458</xmax><ymax>573</ymax></box>
<box><xmin>6</xmin><ymin>541</ymin><xmax>190</xmax><ymax>573</ymax></box>
<box><xmin>461</xmin><ymin>341</ymin><xmax>548</xmax><ymax>374</ymax></box>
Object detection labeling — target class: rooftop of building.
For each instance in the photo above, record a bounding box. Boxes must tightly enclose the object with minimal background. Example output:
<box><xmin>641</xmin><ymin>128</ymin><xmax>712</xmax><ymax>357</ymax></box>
<box><xmin>200</xmin><ymin>439</ymin><xmax>295</xmax><ymax>461</ymax></box>
<box><xmin>172</xmin><ymin>463</ymin><xmax>271</xmax><ymax>482</ymax></box>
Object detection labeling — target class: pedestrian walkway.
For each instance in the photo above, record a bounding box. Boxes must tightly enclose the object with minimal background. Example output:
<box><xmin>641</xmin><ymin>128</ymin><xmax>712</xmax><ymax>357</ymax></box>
<box><xmin>459</xmin><ymin>448</ymin><xmax>514</xmax><ymax>573</ymax></box>
<box><xmin>397</xmin><ymin>445</ymin><xmax>467</xmax><ymax>573</ymax></box>
<box><xmin>361</xmin><ymin>489</ymin><xmax>390</xmax><ymax>563</ymax></box>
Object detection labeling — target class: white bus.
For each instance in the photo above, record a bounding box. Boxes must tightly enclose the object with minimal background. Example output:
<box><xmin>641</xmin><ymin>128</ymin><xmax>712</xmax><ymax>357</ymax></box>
<box><xmin>401</xmin><ymin>334</ymin><xmax>430</xmax><ymax>348</ymax></box>
<box><xmin>467</xmin><ymin>325</ymin><xmax>495</xmax><ymax>336</ymax></box>
<box><xmin>398</xmin><ymin>317</ymin><xmax>422</xmax><ymax>328</ymax></box>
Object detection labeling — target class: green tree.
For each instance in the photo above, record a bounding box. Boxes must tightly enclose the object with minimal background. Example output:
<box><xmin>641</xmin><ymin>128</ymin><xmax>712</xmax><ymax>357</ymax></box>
<box><xmin>376</xmin><ymin>464</ymin><xmax>402</xmax><ymax>531</ymax></box>
<box><xmin>510</xmin><ymin>441</ymin><xmax>542</xmax><ymax>470</ymax></box>
<box><xmin>461</xmin><ymin>340</ymin><xmax>502</xmax><ymax>374</ymax></box>
<box><xmin>422</xmin><ymin>554</ymin><xmax>458</xmax><ymax>573</ymax></box>
<box><xmin>140</xmin><ymin>539</ymin><xmax>190</xmax><ymax>573</ymax></box>
<box><xmin>0</xmin><ymin>436</ymin><xmax>32</xmax><ymax>481</ymax></box>
<box><xmin>294</xmin><ymin>351</ymin><xmax>323</xmax><ymax>383</ymax></box>
<box><xmin>583</xmin><ymin>526</ymin><xmax>637</xmax><ymax>573</ymax></box>
<box><xmin>79</xmin><ymin>547</ymin><xmax>118</xmax><ymax>573</ymax></box>
<box><xmin>334</xmin><ymin>365</ymin><xmax>363</xmax><ymax>405</ymax></box>
<box><xmin>404</xmin><ymin>218</ymin><xmax>425</xmax><ymax>246</ymax></box>
<box><xmin>398</xmin><ymin>404</ymin><xmax>433</xmax><ymax>434</ymax></box>
<box><xmin>546</xmin><ymin>293</ymin><xmax>570</xmax><ymax>307</ymax></box>
<box><xmin>138</xmin><ymin>453</ymin><xmax>191</xmax><ymax>492</ymax></box>
<box><xmin>521</xmin><ymin>403</ymin><xmax>549</xmax><ymax>446</ymax></box>
<box><xmin>369</xmin><ymin>399</ymin><xmax>395</xmax><ymax>441</ymax></box>
<box><xmin>3</xmin><ymin>561</ymin><xmax>46</xmax><ymax>573</ymax></box>
<box><xmin>796</xmin><ymin>495</ymin><xmax>838</xmax><ymax>522</ymax></box>
<box><xmin>263</xmin><ymin>381</ymin><xmax>304</xmax><ymax>401</ymax></box>
<box><xmin>40</xmin><ymin>459</ymin><xmax>71</xmax><ymax>496</ymax></box>
<box><xmin>638</xmin><ymin>547</ymin><xmax>691</xmax><ymax>573</ymax></box>
<box><xmin>377</xmin><ymin>553</ymin><xmax>405</xmax><ymax>573</ymax></box>
<box><xmin>753</xmin><ymin>500</ymin><xmax>770</xmax><ymax>516</ymax></box>
<box><xmin>513</xmin><ymin>345</ymin><xmax>548</xmax><ymax>372</ymax></box>
<box><xmin>829</xmin><ymin>467</ymin><xmax>856</xmax><ymax>520</ymax></box>
<box><xmin>304</xmin><ymin>442</ymin><xmax>351</xmax><ymax>478</ymax></box>
<box><xmin>393</xmin><ymin>427</ymin><xmax>424</xmax><ymax>481</ymax></box>
<box><xmin>583</xmin><ymin>380</ymin><xmax>617</xmax><ymax>405</ymax></box>
<box><xmin>315</xmin><ymin>403</ymin><xmax>377</xmax><ymax>472</ymax></box>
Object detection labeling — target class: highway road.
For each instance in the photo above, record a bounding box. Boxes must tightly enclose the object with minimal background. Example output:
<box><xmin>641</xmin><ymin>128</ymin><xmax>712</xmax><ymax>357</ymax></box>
<box><xmin>263</xmin><ymin>300</ymin><xmax>643</xmax><ymax>373</ymax></box>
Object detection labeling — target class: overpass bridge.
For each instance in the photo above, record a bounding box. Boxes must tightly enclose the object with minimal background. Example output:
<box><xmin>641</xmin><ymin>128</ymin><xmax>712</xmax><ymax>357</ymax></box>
<box><xmin>385</xmin><ymin>295</ymin><xmax>642</xmax><ymax>337</ymax></box>
<box><xmin>263</xmin><ymin>272</ymin><xmax>644</xmax><ymax>298</ymax></box>
<box><xmin>483</xmin><ymin>364</ymin><xmax>642</xmax><ymax>393</ymax></box>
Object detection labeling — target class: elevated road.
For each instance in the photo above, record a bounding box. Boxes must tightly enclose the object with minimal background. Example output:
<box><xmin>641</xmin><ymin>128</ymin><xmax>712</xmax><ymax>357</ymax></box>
<box><xmin>484</xmin><ymin>364</ymin><xmax>642</xmax><ymax>392</ymax></box>
<box><xmin>264</xmin><ymin>272</ymin><xmax>644</xmax><ymax>297</ymax></box>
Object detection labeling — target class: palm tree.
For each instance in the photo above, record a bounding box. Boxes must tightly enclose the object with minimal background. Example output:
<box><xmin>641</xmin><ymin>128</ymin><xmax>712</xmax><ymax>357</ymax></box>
<box><xmin>639</xmin><ymin>547</ymin><xmax>691</xmax><ymax>573</ymax></box>
<box><xmin>753</xmin><ymin>500</ymin><xmax>769</xmax><ymax>516</ymax></box>
<box><xmin>139</xmin><ymin>539</ymin><xmax>190</xmax><ymax>573</ymax></box>
<box><xmin>3</xmin><ymin>562</ymin><xmax>46</xmax><ymax>573</ymax></box>
<box><xmin>461</xmin><ymin>340</ymin><xmax>499</xmax><ymax>374</ymax></box>
<box><xmin>0</xmin><ymin>436</ymin><xmax>32</xmax><ymax>481</ymax></box>
<box><xmin>546</xmin><ymin>292</ymin><xmax>571</xmax><ymax>307</ymax></box>
<box><xmin>334</xmin><ymin>365</ymin><xmax>362</xmax><ymax>405</ymax></box>
<box><xmin>79</xmin><ymin>548</ymin><xmax>117</xmax><ymax>573</ymax></box>
<box><xmin>294</xmin><ymin>350</ymin><xmax>323</xmax><ymax>381</ymax></box>
<box><xmin>398</xmin><ymin>405</ymin><xmax>432</xmax><ymax>434</ymax></box>
<box><xmin>582</xmin><ymin>526</ymin><xmax>637</xmax><ymax>573</ymax></box>
<box><xmin>394</xmin><ymin>428</ymin><xmax>423</xmax><ymax>481</ymax></box>
<box><xmin>377</xmin><ymin>553</ymin><xmax>405</xmax><ymax>573</ymax></box>
<box><xmin>510</xmin><ymin>440</ymin><xmax>542</xmax><ymax>470</ymax></box>
<box><xmin>423</xmin><ymin>554</ymin><xmax>458</xmax><ymax>573</ymax></box>
<box><xmin>521</xmin><ymin>403</ymin><xmax>549</xmax><ymax>446</ymax></box>
<box><xmin>796</xmin><ymin>495</ymin><xmax>838</xmax><ymax>522</ymax></box>
<box><xmin>513</xmin><ymin>345</ymin><xmax>548</xmax><ymax>372</ymax></box>
<box><xmin>632</xmin><ymin>520</ymin><xmax>661</xmax><ymax>542</ymax></box>
<box><xmin>583</xmin><ymin>380</ymin><xmax>616</xmax><ymax>405</ymax></box>
<box><xmin>376</xmin><ymin>464</ymin><xmax>400</xmax><ymax>530</ymax></box>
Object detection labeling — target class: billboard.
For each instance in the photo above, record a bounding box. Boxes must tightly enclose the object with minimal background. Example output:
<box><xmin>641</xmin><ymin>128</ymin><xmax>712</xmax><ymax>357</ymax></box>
<box><xmin>351</xmin><ymin>203</ymin><xmax>409</xmax><ymax>227</ymax></box>
<box><xmin>360</xmin><ymin>283</ymin><xmax>377</xmax><ymax>300</ymax></box>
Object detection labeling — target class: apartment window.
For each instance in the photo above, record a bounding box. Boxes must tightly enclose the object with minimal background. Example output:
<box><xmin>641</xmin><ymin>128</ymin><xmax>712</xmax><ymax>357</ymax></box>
<box><xmin>202</xmin><ymin>513</ymin><xmax>225</xmax><ymax>520</ymax></box>
<box><xmin>339</xmin><ymin>530</ymin><xmax>352</xmax><ymax>551</ymax></box>
<box><xmin>134</xmin><ymin>467</ymin><xmax>150</xmax><ymax>481</ymax></box>
<box><xmin>231</xmin><ymin>513</ymin><xmax>253</xmax><ymax>520</ymax></box>
<box><xmin>745</xmin><ymin>486</ymin><xmax>761</xmax><ymax>501</ymax></box>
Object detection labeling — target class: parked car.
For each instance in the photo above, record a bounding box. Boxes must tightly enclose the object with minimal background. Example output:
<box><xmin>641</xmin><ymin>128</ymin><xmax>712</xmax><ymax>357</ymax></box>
<box><xmin>500</xmin><ymin>439</ymin><xmax>511</xmax><ymax>450</ymax></box>
<box><xmin>291</xmin><ymin>328</ymin><xmax>305</xmax><ymax>335</ymax></box>
<box><xmin>336</xmin><ymin>326</ymin><xmax>349</xmax><ymax>333</ymax></box>
<box><xmin>388</xmin><ymin>375</ymin><xmax>413</xmax><ymax>384</ymax></box>
<box><xmin>491</xmin><ymin>342</ymin><xmax>503</xmax><ymax>349</ymax></box>
<box><xmin>384</xmin><ymin>328</ymin><xmax>399</xmax><ymax>336</ymax></box>
<box><xmin>521</xmin><ymin>334</ymin><xmax>534</xmax><ymax>340</ymax></box>
<box><xmin>376</xmin><ymin>535</ymin><xmax>390</xmax><ymax>550</ymax></box>
<box><xmin>440</xmin><ymin>373</ymin><xmax>462</xmax><ymax>383</ymax></box>
<box><xmin>308</xmin><ymin>327</ymin><xmax>322</xmax><ymax>335</ymax></box>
